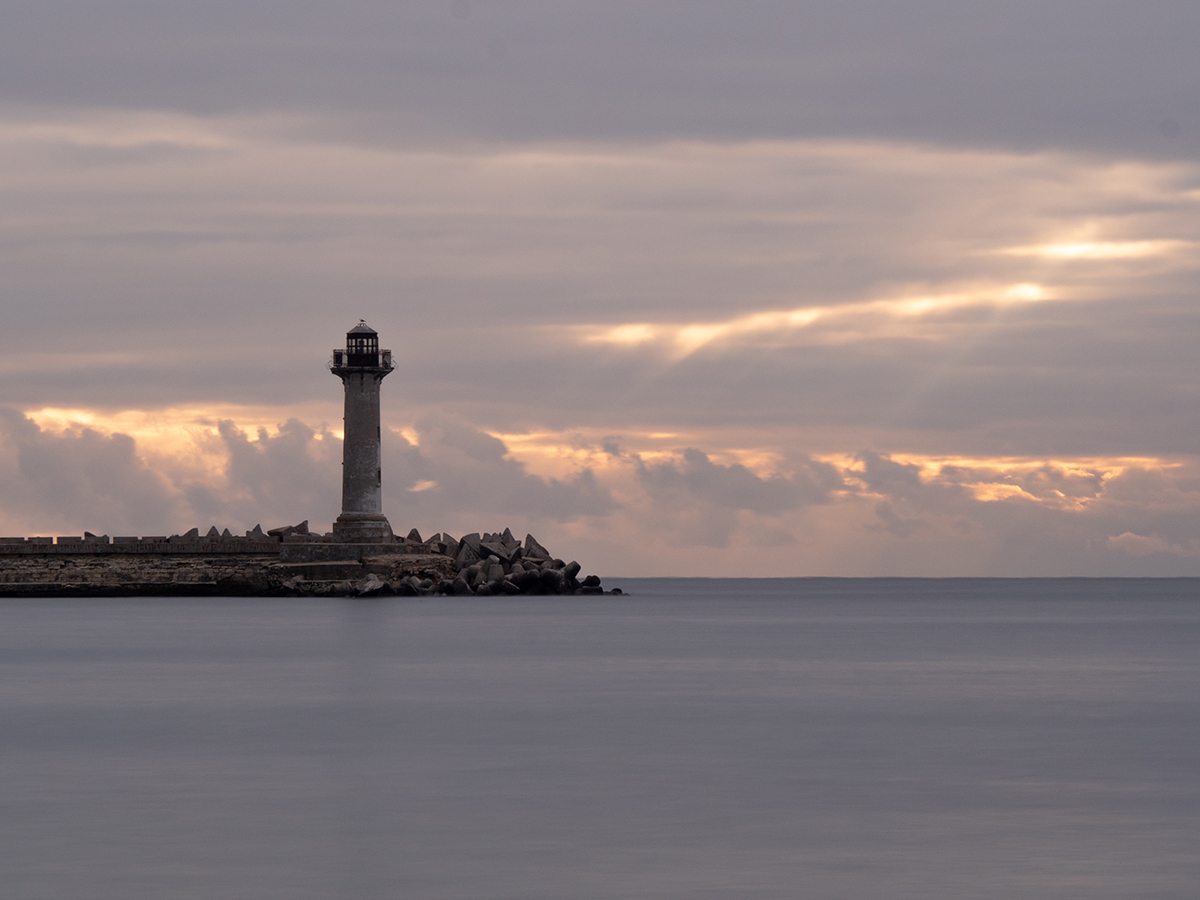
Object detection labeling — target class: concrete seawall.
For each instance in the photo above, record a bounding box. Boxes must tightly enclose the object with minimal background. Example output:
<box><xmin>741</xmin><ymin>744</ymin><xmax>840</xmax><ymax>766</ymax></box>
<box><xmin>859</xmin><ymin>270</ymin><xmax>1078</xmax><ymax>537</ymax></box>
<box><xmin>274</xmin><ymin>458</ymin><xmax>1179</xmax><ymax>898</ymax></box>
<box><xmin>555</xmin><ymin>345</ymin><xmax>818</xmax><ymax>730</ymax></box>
<box><xmin>0</xmin><ymin>549</ymin><xmax>456</xmax><ymax>597</ymax></box>
<box><xmin>0</xmin><ymin>539</ymin><xmax>284</xmax><ymax>555</ymax></box>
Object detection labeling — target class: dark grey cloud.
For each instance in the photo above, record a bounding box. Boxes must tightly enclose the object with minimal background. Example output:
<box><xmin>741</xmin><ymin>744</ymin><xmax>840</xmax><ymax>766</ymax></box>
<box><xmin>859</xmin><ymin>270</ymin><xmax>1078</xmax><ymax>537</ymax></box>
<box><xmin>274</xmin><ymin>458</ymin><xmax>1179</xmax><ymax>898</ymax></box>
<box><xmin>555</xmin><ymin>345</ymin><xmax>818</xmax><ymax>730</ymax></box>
<box><xmin>637</xmin><ymin>447</ymin><xmax>839</xmax><ymax>515</ymax></box>
<box><xmin>4</xmin><ymin>1</ymin><xmax>1199</xmax><ymax>159</ymax></box>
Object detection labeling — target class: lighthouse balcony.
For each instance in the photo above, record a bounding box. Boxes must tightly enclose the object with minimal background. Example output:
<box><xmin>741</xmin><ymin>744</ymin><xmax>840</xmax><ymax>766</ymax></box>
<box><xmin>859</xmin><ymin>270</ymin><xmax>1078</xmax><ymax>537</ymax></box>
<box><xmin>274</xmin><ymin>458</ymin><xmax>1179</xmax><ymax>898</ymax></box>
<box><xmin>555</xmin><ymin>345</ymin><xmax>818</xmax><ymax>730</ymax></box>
<box><xmin>330</xmin><ymin>348</ymin><xmax>394</xmax><ymax>371</ymax></box>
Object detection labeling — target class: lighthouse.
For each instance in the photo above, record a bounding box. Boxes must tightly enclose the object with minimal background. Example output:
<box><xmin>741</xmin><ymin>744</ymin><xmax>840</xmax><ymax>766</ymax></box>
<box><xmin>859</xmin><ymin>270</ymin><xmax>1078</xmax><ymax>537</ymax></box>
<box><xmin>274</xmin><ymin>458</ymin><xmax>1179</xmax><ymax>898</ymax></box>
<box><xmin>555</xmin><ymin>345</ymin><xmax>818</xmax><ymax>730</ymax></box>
<box><xmin>330</xmin><ymin>320</ymin><xmax>395</xmax><ymax>542</ymax></box>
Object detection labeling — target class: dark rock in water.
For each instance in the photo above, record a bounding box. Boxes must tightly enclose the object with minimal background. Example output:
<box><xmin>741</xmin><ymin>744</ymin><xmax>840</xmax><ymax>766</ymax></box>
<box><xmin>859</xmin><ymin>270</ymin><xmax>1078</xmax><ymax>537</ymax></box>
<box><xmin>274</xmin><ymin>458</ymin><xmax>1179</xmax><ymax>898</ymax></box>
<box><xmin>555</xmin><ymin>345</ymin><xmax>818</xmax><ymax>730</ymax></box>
<box><xmin>540</xmin><ymin>568</ymin><xmax>565</xmax><ymax>593</ymax></box>
<box><xmin>406</xmin><ymin>528</ymin><xmax>423</xmax><ymax>543</ymax></box>
<box><xmin>499</xmin><ymin>579</ymin><xmax>522</xmax><ymax>595</ymax></box>
<box><xmin>610</xmin><ymin>587</ymin><xmax>623</xmax><ymax>595</ymax></box>
<box><xmin>356</xmin><ymin>573</ymin><xmax>386</xmax><ymax>596</ymax></box>
<box><xmin>582</xmin><ymin>574</ymin><xmax>602</xmax><ymax>588</ymax></box>
<box><xmin>436</xmin><ymin>579</ymin><xmax>454</xmax><ymax>595</ymax></box>
<box><xmin>476</xmin><ymin>583</ymin><xmax>494</xmax><ymax>596</ymax></box>
<box><xmin>516</xmin><ymin>570</ymin><xmax>540</xmax><ymax>592</ymax></box>
<box><xmin>450</xmin><ymin>575</ymin><xmax>473</xmax><ymax>596</ymax></box>
<box><xmin>563</xmin><ymin>561</ymin><xmax>581</xmax><ymax>580</ymax></box>
<box><xmin>396</xmin><ymin>579</ymin><xmax>419</xmax><ymax>596</ymax></box>
<box><xmin>578</xmin><ymin>585</ymin><xmax>603</xmax><ymax>595</ymax></box>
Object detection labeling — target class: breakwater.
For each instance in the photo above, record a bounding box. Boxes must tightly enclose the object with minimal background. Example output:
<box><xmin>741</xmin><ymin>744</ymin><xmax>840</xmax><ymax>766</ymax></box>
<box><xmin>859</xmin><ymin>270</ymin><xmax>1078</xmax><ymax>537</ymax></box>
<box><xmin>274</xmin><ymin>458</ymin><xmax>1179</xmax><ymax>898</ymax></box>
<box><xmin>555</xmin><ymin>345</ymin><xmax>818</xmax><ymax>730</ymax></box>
<box><xmin>0</xmin><ymin>525</ymin><xmax>616</xmax><ymax>598</ymax></box>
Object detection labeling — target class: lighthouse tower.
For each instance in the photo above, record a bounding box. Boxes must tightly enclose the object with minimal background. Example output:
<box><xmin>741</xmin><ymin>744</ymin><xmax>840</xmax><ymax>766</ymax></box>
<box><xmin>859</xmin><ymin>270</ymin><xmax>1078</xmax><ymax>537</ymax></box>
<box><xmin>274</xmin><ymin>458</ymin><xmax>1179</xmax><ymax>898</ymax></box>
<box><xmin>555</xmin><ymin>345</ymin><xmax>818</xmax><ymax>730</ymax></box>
<box><xmin>330</xmin><ymin>320</ymin><xmax>395</xmax><ymax>542</ymax></box>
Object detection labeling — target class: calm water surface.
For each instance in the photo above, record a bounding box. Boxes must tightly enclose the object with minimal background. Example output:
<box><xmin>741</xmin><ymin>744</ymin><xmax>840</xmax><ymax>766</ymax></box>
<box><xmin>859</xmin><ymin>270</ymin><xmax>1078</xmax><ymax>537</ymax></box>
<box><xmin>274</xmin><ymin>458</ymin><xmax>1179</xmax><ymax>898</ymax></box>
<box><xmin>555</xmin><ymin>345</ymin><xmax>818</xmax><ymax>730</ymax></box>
<box><xmin>1</xmin><ymin>578</ymin><xmax>1198</xmax><ymax>899</ymax></box>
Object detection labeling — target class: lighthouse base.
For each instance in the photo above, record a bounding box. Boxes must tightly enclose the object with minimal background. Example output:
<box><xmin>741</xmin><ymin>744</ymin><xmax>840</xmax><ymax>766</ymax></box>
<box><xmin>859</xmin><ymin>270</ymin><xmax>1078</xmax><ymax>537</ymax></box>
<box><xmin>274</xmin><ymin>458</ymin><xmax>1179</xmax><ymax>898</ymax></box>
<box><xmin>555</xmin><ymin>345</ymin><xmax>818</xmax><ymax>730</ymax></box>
<box><xmin>332</xmin><ymin>513</ymin><xmax>395</xmax><ymax>543</ymax></box>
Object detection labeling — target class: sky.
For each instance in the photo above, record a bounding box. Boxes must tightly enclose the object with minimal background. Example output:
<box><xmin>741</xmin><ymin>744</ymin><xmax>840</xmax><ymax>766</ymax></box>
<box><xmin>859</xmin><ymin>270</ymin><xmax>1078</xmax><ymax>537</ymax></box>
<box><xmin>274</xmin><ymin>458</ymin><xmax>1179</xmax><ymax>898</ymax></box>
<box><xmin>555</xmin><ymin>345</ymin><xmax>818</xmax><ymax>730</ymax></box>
<box><xmin>2</xmin><ymin>1</ymin><xmax>1199</xmax><ymax>575</ymax></box>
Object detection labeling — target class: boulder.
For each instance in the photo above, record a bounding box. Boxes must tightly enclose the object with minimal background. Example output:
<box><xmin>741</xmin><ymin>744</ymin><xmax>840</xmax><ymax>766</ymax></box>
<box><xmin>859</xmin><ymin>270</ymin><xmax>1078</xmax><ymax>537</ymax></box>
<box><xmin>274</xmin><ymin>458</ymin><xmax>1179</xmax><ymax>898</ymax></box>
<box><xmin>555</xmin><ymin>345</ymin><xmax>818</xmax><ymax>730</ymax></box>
<box><xmin>539</xmin><ymin>568</ymin><xmax>565</xmax><ymax>594</ymax></box>
<box><xmin>524</xmin><ymin>534</ymin><xmax>551</xmax><ymax>560</ymax></box>
<box><xmin>406</xmin><ymin>528</ymin><xmax>423</xmax><ymax>543</ymax></box>
<box><xmin>455</xmin><ymin>542</ymin><xmax>481</xmax><ymax>568</ymax></box>
<box><xmin>582</xmin><ymin>574</ymin><xmax>602</xmax><ymax>588</ymax></box>
<box><xmin>356</xmin><ymin>573</ymin><xmax>387</xmax><ymax>596</ymax></box>
<box><xmin>480</xmin><ymin>540</ymin><xmax>514</xmax><ymax>563</ymax></box>
<box><xmin>563</xmin><ymin>561</ymin><xmax>581</xmax><ymax>581</ymax></box>
<box><xmin>205</xmin><ymin>526</ymin><xmax>220</xmax><ymax>538</ymax></box>
<box><xmin>247</xmin><ymin>524</ymin><xmax>266</xmax><ymax>538</ymax></box>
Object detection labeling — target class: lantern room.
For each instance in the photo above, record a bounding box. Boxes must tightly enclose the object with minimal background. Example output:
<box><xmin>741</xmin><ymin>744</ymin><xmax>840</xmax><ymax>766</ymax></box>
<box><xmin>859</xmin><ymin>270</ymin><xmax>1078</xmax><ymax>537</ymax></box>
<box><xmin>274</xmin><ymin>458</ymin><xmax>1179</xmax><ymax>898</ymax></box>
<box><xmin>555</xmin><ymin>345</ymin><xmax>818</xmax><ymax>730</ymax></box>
<box><xmin>331</xmin><ymin>319</ymin><xmax>392</xmax><ymax>371</ymax></box>
<box><xmin>346</xmin><ymin>320</ymin><xmax>379</xmax><ymax>366</ymax></box>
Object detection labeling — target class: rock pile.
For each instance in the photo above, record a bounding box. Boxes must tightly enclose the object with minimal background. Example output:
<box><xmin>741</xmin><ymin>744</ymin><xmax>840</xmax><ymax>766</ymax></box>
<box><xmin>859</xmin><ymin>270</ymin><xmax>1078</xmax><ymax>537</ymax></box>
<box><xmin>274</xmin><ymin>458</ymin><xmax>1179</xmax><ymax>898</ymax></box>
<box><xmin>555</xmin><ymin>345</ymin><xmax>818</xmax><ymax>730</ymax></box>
<box><xmin>282</xmin><ymin>528</ymin><xmax>619</xmax><ymax>598</ymax></box>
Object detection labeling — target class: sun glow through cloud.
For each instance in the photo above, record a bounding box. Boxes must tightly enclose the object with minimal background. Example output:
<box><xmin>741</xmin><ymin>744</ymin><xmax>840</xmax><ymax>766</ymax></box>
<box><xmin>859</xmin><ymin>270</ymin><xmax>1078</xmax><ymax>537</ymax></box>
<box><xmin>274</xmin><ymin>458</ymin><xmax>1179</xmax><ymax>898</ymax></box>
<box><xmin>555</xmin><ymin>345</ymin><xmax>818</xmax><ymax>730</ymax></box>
<box><xmin>575</xmin><ymin>283</ymin><xmax>1049</xmax><ymax>358</ymax></box>
<box><xmin>1001</xmin><ymin>239</ymin><xmax>1191</xmax><ymax>260</ymax></box>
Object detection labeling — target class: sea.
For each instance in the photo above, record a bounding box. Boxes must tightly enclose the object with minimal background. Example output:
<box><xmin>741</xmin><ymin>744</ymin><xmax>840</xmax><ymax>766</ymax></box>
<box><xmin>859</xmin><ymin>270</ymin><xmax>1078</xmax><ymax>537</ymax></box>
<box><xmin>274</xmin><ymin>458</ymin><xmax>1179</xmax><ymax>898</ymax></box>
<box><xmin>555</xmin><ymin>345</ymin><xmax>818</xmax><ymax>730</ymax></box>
<box><xmin>1</xmin><ymin>578</ymin><xmax>1197</xmax><ymax>899</ymax></box>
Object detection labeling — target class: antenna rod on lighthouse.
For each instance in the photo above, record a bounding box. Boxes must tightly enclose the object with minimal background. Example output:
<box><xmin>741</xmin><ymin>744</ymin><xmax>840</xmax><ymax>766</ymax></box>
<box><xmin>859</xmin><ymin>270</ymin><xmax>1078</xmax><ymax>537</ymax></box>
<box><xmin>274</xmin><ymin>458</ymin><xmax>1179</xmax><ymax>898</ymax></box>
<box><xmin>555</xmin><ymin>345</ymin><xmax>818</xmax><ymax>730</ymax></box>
<box><xmin>329</xmin><ymin>320</ymin><xmax>395</xmax><ymax>542</ymax></box>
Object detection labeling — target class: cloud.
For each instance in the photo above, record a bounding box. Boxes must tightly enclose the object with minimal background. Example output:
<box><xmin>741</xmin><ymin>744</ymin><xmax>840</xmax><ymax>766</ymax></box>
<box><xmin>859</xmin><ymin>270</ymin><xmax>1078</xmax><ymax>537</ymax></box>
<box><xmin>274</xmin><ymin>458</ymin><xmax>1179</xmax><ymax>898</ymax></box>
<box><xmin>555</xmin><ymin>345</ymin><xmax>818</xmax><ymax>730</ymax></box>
<box><xmin>636</xmin><ymin>448</ymin><xmax>839</xmax><ymax>515</ymax></box>
<box><xmin>1106</xmin><ymin>532</ymin><xmax>1197</xmax><ymax>559</ymax></box>
<box><xmin>3</xmin><ymin>406</ymin><xmax>1200</xmax><ymax>574</ymax></box>
<box><xmin>0</xmin><ymin>407</ymin><xmax>182</xmax><ymax>535</ymax></box>
<box><xmin>5</xmin><ymin>125</ymin><xmax>1195</xmax><ymax>469</ymax></box>
<box><xmin>3</xmin><ymin>2</ymin><xmax>1199</xmax><ymax>161</ymax></box>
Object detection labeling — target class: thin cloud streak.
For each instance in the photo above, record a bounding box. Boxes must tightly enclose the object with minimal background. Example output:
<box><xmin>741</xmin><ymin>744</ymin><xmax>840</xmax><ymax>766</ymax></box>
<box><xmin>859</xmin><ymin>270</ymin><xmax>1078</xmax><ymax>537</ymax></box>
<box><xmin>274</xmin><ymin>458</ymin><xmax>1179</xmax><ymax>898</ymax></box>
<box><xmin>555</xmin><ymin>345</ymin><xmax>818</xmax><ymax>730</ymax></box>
<box><xmin>572</xmin><ymin>282</ymin><xmax>1050</xmax><ymax>358</ymax></box>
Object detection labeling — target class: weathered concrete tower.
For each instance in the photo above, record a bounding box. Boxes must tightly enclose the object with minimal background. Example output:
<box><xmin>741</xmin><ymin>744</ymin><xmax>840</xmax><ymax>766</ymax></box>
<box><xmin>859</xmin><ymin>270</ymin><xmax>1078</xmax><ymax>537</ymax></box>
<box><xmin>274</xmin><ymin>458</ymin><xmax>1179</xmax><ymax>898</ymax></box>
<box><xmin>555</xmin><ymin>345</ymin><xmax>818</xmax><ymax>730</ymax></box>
<box><xmin>330</xmin><ymin>320</ymin><xmax>395</xmax><ymax>542</ymax></box>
